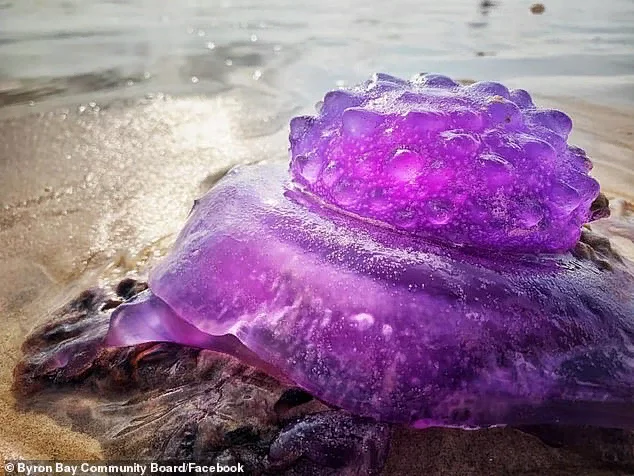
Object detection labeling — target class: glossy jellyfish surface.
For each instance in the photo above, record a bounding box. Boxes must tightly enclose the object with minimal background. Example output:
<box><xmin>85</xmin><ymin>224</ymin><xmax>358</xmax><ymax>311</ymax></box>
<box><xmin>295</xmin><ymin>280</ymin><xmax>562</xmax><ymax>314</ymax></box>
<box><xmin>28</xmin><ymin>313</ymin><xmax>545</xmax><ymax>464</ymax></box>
<box><xmin>290</xmin><ymin>73</ymin><xmax>601</xmax><ymax>253</ymax></box>
<box><xmin>107</xmin><ymin>74</ymin><xmax>634</xmax><ymax>429</ymax></box>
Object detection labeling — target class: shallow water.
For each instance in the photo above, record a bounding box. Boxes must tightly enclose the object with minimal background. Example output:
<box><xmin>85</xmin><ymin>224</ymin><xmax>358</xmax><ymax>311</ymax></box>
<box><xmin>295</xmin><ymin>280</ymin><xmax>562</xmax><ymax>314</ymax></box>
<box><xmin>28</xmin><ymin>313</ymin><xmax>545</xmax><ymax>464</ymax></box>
<box><xmin>1</xmin><ymin>0</ymin><xmax>634</xmax><ymax>109</ymax></box>
<box><xmin>0</xmin><ymin>0</ymin><xmax>633</xmax><ymax>463</ymax></box>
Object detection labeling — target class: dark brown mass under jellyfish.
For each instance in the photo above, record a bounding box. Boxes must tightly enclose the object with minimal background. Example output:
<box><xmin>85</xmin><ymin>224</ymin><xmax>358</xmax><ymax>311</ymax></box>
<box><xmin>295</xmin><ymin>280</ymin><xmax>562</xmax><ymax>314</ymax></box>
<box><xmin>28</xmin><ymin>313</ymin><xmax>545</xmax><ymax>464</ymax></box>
<box><xmin>13</xmin><ymin>73</ymin><xmax>634</xmax><ymax>474</ymax></box>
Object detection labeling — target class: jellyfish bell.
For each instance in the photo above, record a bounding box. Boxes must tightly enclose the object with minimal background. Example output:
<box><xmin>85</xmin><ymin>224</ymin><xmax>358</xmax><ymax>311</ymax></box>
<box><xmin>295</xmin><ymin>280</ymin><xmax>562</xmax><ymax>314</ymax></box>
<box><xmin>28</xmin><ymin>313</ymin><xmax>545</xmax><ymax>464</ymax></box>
<box><xmin>106</xmin><ymin>73</ymin><xmax>634</xmax><ymax>429</ymax></box>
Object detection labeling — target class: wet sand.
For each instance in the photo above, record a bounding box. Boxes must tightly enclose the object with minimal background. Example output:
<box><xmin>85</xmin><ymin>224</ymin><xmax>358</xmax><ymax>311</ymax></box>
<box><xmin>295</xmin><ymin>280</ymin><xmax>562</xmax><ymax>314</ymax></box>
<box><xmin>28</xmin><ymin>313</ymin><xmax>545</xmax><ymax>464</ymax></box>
<box><xmin>0</xmin><ymin>89</ymin><xmax>292</xmax><ymax>461</ymax></box>
<box><xmin>0</xmin><ymin>90</ymin><xmax>632</xmax><ymax>468</ymax></box>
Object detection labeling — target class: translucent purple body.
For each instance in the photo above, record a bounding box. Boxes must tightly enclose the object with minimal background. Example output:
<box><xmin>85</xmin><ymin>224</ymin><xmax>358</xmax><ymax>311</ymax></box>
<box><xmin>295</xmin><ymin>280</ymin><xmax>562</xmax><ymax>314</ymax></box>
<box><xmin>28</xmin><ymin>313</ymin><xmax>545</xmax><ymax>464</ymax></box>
<box><xmin>290</xmin><ymin>73</ymin><xmax>599</xmax><ymax>252</ymax></box>
<box><xmin>107</xmin><ymin>74</ymin><xmax>634</xmax><ymax>429</ymax></box>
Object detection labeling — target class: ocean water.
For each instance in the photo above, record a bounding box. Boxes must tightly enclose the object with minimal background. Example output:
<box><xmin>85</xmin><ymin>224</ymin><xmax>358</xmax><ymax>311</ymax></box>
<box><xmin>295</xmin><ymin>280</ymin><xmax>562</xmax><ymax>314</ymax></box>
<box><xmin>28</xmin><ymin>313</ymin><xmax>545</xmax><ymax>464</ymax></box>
<box><xmin>1</xmin><ymin>0</ymin><xmax>633</xmax><ymax>108</ymax></box>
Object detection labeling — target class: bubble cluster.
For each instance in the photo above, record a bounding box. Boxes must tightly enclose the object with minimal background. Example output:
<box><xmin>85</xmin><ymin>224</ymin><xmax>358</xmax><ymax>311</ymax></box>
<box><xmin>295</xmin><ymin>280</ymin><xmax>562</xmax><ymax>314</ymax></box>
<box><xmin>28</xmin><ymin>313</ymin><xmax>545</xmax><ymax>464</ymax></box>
<box><xmin>289</xmin><ymin>73</ymin><xmax>604</xmax><ymax>253</ymax></box>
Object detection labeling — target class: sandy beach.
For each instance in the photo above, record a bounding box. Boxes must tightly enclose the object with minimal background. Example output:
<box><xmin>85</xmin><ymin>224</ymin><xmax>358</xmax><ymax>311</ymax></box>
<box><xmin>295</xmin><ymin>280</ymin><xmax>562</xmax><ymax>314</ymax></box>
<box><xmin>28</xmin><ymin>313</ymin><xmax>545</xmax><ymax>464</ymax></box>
<box><xmin>0</xmin><ymin>90</ymin><xmax>632</xmax><ymax>473</ymax></box>
<box><xmin>0</xmin><ymin>0</ymin><xmax>633</xmax><ymax>472</ymax></box>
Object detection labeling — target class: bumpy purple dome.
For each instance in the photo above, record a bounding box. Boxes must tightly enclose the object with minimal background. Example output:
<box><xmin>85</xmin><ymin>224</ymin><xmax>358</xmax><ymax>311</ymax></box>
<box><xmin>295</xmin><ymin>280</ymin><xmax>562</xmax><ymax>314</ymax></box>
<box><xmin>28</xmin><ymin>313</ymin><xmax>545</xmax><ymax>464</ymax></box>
<box><xmin>289</xmin><ymin>73</ymin><xmax>600</xmax><ymax>253</ymax></box>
